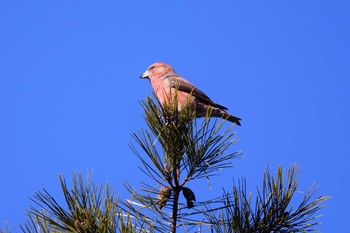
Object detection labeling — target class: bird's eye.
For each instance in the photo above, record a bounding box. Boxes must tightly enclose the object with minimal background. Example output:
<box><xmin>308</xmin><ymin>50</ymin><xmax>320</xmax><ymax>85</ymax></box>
<box><xmin>149</xmin><ymin>66</ymin><xmax>155</xmax><ymax>70</ymax></box>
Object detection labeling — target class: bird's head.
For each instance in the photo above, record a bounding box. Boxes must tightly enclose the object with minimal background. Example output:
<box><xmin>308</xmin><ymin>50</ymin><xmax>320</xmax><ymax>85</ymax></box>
<box><xmin>140</xmin><ymin>62</ymin><xmax>175</xmax><ymax>80</ymax></box>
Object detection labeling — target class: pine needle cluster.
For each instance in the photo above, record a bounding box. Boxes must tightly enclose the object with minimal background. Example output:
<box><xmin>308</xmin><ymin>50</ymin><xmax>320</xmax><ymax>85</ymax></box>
<box><xmin>16</xmin><ymin>92</ymin><xmax>330</xmax><ymax>233</ymax></box>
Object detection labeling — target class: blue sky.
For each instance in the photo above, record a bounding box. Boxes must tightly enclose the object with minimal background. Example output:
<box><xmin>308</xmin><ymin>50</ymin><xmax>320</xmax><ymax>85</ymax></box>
<box><xmin>0</xmin><ymin>1</ymin><xmax>349</xmax><ymax>232</ymax></box>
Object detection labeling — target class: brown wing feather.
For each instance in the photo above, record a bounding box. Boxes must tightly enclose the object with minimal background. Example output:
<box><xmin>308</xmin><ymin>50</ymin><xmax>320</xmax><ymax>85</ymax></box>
<box><xmin>166</xmin><ymin>75</ymin><xmax>228</xmax><ymax>110</ymax></box>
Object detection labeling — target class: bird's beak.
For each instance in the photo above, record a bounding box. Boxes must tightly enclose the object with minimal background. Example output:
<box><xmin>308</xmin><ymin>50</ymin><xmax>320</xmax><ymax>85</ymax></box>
<box><xmin>140</xmin><ymin>70</ymin><xmax>149</xmax><ymax>79</ymax></box>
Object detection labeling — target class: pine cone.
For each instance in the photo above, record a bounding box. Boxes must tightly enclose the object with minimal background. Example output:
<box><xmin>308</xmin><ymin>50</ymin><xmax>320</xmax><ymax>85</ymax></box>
<box><xmin>182</xmin><ymin>187</ymin><xmax>196</xmax><ymax>208</ymax></box>
<box><xmin>157</xmin><ymin>186</ymin><xmax>172</xmax><ymax>210</ymax></box>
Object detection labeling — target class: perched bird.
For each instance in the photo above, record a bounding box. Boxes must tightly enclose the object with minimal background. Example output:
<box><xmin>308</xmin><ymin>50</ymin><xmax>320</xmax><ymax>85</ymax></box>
<box><xmin>157</xmin><ymin>186</ymin><xmax>172</xmax><ymax>210</ymax></box>
<box><xmin>182</xmin><ymin>187</ymin><xmax>196</xmax><ymax>208</ymax></box>
<box><xmin>140</xmin><ymin>62</ymin><xmax>241</xmax><ymax>125</ymax></box>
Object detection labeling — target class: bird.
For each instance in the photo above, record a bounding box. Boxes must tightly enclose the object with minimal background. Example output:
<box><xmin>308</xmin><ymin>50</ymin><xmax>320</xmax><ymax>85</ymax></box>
<box><xmin>140</xmin><ymin>62</ymin><xmax>241</xmax><ymax>126</ymax></box>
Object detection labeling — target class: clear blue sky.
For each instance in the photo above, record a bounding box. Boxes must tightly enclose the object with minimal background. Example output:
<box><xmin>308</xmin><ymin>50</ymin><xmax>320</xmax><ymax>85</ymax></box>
<box><xmin>0</xmin><ymin>1</ymin><xmax>349</xmax><ymax>232</ymax></box>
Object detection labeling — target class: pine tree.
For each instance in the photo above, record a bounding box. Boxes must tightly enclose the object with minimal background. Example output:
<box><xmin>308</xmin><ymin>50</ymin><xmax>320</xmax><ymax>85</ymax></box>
<box><xmin>19</xmin><ymin>92</ymin><xmax>330</xmax><ymax>233</ymax></box>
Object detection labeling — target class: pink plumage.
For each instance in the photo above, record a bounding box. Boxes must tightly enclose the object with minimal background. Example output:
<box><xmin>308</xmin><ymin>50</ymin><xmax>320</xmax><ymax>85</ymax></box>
<box><xmin>140</xmin><ymin>62</ymin><xmax>241</xmax><ymax>126</ymax></box>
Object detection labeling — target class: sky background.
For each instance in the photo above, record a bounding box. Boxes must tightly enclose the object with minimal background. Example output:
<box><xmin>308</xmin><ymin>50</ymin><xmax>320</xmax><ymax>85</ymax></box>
<box><xmin>0</xmin><ymin>1</ymin><xmax>349</xmax><ymax>232</ymax></box>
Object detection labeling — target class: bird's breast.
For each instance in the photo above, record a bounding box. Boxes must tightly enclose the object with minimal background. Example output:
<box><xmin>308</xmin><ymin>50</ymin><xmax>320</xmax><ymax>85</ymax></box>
<box><xmin>151</xmin><ymin>78</ymin><xmax>195</xmax><ymax>109</ymax></box>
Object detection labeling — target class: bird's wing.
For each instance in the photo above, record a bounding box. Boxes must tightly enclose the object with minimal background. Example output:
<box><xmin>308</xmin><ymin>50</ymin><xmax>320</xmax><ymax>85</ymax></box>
<box><xmin>166</xmin><ymin>75</ymin><xmax>228</xmax><ymax>110</ymax></box>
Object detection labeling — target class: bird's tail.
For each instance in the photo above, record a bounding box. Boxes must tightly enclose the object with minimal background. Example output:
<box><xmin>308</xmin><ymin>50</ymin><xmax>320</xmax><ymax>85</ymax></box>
<box><xmin>219</xmin><ymin>111</ymin><xmax>241</xmax><ymax>126</ymax></box>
